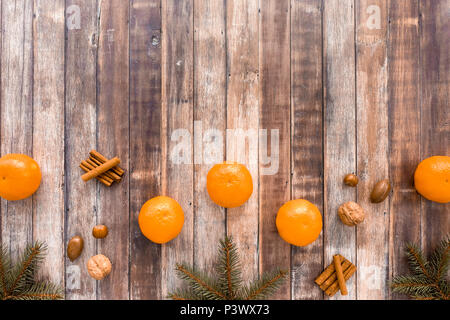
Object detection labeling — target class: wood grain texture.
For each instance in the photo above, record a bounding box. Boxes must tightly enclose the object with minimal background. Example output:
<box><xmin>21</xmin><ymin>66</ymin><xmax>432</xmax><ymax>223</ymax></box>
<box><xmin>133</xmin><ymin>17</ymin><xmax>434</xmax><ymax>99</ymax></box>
<box><xmin>226</xmin><ymin>0</ymin><xmax>259</xmax><ymax>284</ymax></box>
<box><xmin>0</xmin><ymin>0</ymin><xmax>2</xmax><ymax>246</ymax></box>
<box><xmin>290</xmin><ymin>0</ymin><xmax>324</xmax><ymax>300</ymax></box>
<box><xmin>64</xmin><ymin>0</ymin><xmax>98</xmax><ymax>300</ymax></box>
<box><xmin>161</xmin><ymin>0</ymin><xmax>194</xmax><ymax>299</ymax></box>
<box><xmin>419</xmin><ymin>0</ymin><xmax>450</xmax><ymax>254</ymax></box>
<box><xmin>32</xmin><ymin>0</ymin><xmax>65</xmax><ymax>286</ymax></box>
<box><xmin>355</xmin><ymin>0</ymin><xmax>389</xmax><ymax>299</ymax></box>
<box><xmin>0</xmin><ymin>0</ymin><xmax>34</xmax><ymax>261</ymax></box>
<box><xmin>0</xmin><ymin>0</ymin><xmax>447</xmax><ymax>301</ymax></box>
<box><xmin>97</xmin><ymin>0</ymin><xmax>130</xmax><ymax>299</ymax></box>
<box><xmin>193</xmin><ymin>0</ymin><xmax>226</xmax><ymax>272</ymax></box>
<box><xmin>129</xmin><ymin>0</ymin><xmax>162</xmax><ymax>300</ymax></box>
<box><xmin>259</xmin><ymin>0</ymin><xmax>291</xmax><ymax>299</ymax></box>
<box><xmin>387</xmin><ymin>0</ymin><xmax>421</xmax><ymax>299</ymax></box>
<box><xmin>323</xmin><ymin>0</ymin><xmax>356</xmax><ymax>300</ymax></box>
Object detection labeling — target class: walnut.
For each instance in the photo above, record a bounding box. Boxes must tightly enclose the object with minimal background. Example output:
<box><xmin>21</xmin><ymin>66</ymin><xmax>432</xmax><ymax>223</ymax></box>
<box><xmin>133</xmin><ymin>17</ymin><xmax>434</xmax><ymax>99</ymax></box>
<box><xmin>87</xmin><ymin>254</ymin><xmax>112</xmax><ymax>280</ymax></box>
<box><xmin>338</xmin><ymin>201</ymin><xmax>365</xmax><ymax>226</ymax></box>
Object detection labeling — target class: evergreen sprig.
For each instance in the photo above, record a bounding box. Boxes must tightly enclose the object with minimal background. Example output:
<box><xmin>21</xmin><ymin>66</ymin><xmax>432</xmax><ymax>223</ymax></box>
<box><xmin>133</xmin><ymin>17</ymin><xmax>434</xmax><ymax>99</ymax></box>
<box><xmin>0</xmin><ymin>242</ymin><xmax>63</xmax><ymax>300</ymax></box>
<box><xmin>391</xmin><ymin>235</ymin><xmax>449</xmax><ymax>300</ymax></box>
<box><xmin>168</xmin><ymin>236</ymin><xmax>287</xmax><ymax>300</ymax></box>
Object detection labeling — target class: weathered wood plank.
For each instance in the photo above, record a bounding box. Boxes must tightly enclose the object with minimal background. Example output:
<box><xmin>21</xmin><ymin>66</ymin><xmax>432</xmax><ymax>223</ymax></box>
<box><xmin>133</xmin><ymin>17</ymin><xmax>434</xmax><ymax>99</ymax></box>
<box><xmin>259</xmin><ymin>0</ymin><xmax>291</xmax><ymax>299</ymax></box>
<box><xmin>64</xmin><ymin>0</ymin><xmax>98</xmax><ymax>300</ymax></box>
<box><xmin>419</xmin><ymin>0</ymin><xmax>450</xmax><ymax>254</ymax></box>
<box><xmin>97</xmin><ymin>0</ymin><xmax>130</xmax><ymax>299</ymax></box>
<box><xmin>226</xmin><ymin>0</ymin><xmax>259</xmax><ymax>284</ymax></box>
<box><xmin>290</xmin><ymin>0</ymin><xmax>324</xmax><ymax>300</ymax></box>
<box><xmin>0</xmin><ymin>0</ymin><xmax>33</xmax><ymax>261</ymax></box>
<box><xmin>129</xmin><ymin>0</ymin><xmax>162</xmax><ymax>300</ymax></box>
<box><xmin>193</xmin><ymin>0</ymin><xmax>226</xmax><ymax>271</ymax></box>
<box><xmin>0</xmin><ymin>0</ymin><xmax>2</xmax><ymax>246</ymax></box>
<box><xmin>161</xmin><ymin>0</ymin><xmax>194</xmax><ymax>298</ymax></box>
<box><xmin>32</xmin><ymin>0</ymin><xmax>65</xmax><ymax>287</ymax></box>
<box><xmin>355</xmin><ymin>0</ymin><xmax>389</xmax><ymax>300</ymax></box>
<box><xmin>323</xmin><ymin>0</ymin><xmax>356</xmax><ymax>300</ymax></box>
<box><xmin>387</xmin><ymin>0</ymin><xmax>421</xmax><ymax>299</ymax></box>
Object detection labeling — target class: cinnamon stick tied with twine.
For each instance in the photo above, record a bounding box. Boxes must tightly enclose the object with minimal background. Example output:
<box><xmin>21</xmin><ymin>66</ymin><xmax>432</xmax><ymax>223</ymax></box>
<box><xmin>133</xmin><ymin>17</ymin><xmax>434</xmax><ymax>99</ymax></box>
<box><xmin>333</xmin><ymin>254</ymin><xmax>348</xmax><ymax>295</ymax></box>
<box><xmin>82</xmin><ymin>157</ymin><xmax>121</xmax><ymax>182</ymax></box>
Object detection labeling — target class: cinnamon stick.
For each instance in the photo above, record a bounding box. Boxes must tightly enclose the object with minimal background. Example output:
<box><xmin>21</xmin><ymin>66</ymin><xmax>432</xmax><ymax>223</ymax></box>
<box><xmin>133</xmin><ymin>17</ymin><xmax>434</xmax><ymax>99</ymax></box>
<box><xmin>82</xmin><ymin>157</ymin><xmax>121</xmax><ymax>182</ymax></box>
<box><xmin>89</xmin><ymin>157</ymin><xmax>121</xmax><ymax>181</ymax></box>
<box><xmin>315</xmin><ymin>254</ymin><xmax>347</xmax><ymax>285</ymax></box>
<box><xmin>80</xmin><ymin>163</ymin><xmax>112</xmax><ymax>186</ymax></box>
<box><xmin>333</xmin><ymin>255</ymin><xmax>348</xmax><ymax>295</ymax></box>
<box><xmin>85</xmin><ymin>158</ymin><xmax>119</xmax><ymax>182</ymax></box>
<box><xmin>89</xmin><ymin>150</ymin><xmax>124</xmax><ymax>176</ymax></box>
<box><xmin>319</xmin><ymin>260</ymin><xmax>352</xmax><ymax>290</ymax></box>
<box><xmin>80</xmin><ymin>161</ymin><xmax>114</xmax><ymax>184</ymax></box>
<box><xmin>324</xmin><ymin>264</ymin><xmax>356</xmax><ymax>297</ymax></box>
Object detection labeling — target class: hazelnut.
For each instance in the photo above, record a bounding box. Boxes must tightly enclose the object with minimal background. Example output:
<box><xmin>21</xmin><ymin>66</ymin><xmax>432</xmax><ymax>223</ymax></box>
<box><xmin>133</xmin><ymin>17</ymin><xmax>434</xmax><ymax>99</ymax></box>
<box><xmin>338</xmin><ymin>201</ymin><xmax>365</xmax><ymax>226</ymax></box>
<box><xmin>67</xmin><ymin>236</ymin><xmax>84</xmax><ymax>261</ymax></box>
<box><xmin>343</xmin><ymin>173</ymin><xmax>359</xmax><ymax>187</ymax></box>
<box><xmin>87</xmin><ymin>254</ymin><xmax>112</xmax><ymax>280</ymax></box>
<box><xmin>92</xmin><ymin>225</ymin><xmax>109</xmax><ymax>239</ymax></box>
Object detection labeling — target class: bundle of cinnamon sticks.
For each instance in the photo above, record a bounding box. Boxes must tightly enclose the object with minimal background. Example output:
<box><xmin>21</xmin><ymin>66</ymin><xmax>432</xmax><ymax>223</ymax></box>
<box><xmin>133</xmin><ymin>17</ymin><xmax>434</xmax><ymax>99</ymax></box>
<box><xmin>80</xmin><ymin>150</ymin><xmax>125</xmax><ymax>186</ymax></box>
<box><xmin>315</xmin><ymin>254</ymin><xmax>356</xmax><ymax>297</ymax></box>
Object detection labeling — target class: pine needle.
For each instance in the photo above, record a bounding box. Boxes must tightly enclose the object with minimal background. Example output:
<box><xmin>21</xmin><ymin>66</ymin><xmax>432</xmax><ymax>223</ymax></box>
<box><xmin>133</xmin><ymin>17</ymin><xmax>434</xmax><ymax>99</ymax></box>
<box><xmin>0</xmin><ymin>245</ymin><xmax>11</xmax><ymax>297</ymax></box>
<box><xmin>216</xmin><ymin>236</ymin><xmax>242</xmax><ymax>299</ymax></box>
<box><xmin>174</xmin><ymin>264</ymin><xmax>226</xmax><ymax>300</ymax></box>
<box><xmin>0</xmin><ymin>242</ymin><xmax>63</xmax><ymax>300</ymax></box>
<box><xmin>242</xmin><ymin>269</ymin><xmax>288</xmax><ymax>300</ymax></box>
<box><xmin>169</xmin><ymin>237</ymin><xmax>287</xmax><ymax>300</ymax></box>
<box><xmin>429</xmin><ymin>236</ymin><xmax>449</xmax><ymax>282</ymax></box>
<box><xmin>391</xmin><ymin>235</ymin><xmax>449</xmax><ymax>300</ymax></box>
<box><xmin>404</xmin><ymin>243</ymin><xmax>433</xmax><ymax>280</ymax></box>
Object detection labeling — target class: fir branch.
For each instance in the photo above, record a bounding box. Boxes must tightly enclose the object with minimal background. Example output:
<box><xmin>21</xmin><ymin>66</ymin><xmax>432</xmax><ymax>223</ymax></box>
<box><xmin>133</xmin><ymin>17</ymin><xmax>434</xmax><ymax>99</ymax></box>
<box><xmin>7</xmin><ymin>242</ymin><xmax>46</xmax><ymax>295</ymax></box>
<box><xmin>411</xmin><ymin>295</ymin><xmax>436</xmax><ymax>300</ymax></box>
<box><xmin>18</xmin><ymin>281</ymin><xmax>63</xmax><ymax>300</ymax></box>
<box><xmin>168</xmin><ymin>294</ymin><xmax>188</xmax><ymax>301</ymax></box>
<box><xmin>391</xmin><ymin>275</ymin><xmax>436</xmax><ymax>297</ymax></box>
<box><xmin>405</xmin><ymin>243</ymin><xmax>433</xmax><ymax>280</ymax></box>
<box><xmin>0</xmin><ymin>245</ymin><xmax>11</xmax><ymax>298</ymax></box>
<box><xmin>168</xmin><ymin>288</ymin><xmax>202</xmax><ymax>300</ymax></box>
<box><xmin>174</xmin><ymin>264</ymin><xmax>226</xmax><ymax>300</ymax></box>
<box><xmin>391</xmin><ymin>235</ymin><xmax>450</xmax><ymax>300</ymax></box>
<box><xmin>429</xmin><ymin>236</ymin><xmax>449</xmax><ymax>282</ymax></box>
<box><xmin>169</xmin><ymin>237</ymin><xmax>286</xmax><ymax>300</ymax></box>
<box><xmin>225</xmin><ymin>240</ymin><xmax>234</xmax><ymax>296</ymax></box>
<box><xmin>216</xmin><ymin>236</ymin><xmax>242</xmax><ymax>299</ymax></box>
<box><xmin>242</xmin><ymin>270</ymin><xmax>288</xmax><ymax>300</ymax></box>
<box><xmin>0</xmin><ymin>241</ymin><xmax>63</xmax><ymax>300</ymax></box>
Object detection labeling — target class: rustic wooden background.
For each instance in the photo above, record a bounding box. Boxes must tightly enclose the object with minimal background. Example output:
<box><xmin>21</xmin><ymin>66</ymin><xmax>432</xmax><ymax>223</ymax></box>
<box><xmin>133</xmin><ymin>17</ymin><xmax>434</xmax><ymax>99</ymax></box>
<box><xmin>0</xmin><ymin>0</ymin><xmax>448</xmax><ymax>300</ymax></box>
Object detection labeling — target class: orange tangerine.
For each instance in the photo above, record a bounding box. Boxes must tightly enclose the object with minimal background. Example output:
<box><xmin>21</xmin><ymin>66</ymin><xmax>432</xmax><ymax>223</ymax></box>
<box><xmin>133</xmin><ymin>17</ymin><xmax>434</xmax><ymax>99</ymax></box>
<box><xmin>276</xmin><ymin>199</ymin><xmax>323</xmax><ymax>247</ymax></box>
<box><xmin>206</xmin><ymin>162</ymin><xmax>253</xmax><ymax>208</ymax></box>
<box><xmin>414</xmin><ymin>155</ymin><xmax>450</xmax><ymax>203</ymax></box>
<box><xmin>0</xmin><ymin>154</ymin><xmax>42</xmax><ymax>201</ymax></box>
<box><xmin>138</xmin><ymin>196</ymin><xmax>184</xmax><ymax>244</ymax></box>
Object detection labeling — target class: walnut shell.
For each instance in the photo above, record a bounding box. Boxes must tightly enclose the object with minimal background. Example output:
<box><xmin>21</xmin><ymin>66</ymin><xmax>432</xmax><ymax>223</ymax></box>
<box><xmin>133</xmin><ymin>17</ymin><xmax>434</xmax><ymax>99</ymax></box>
<box><xmin>87</xmin><ymin>254</ymin><xmax>112</xmax><ymax>280</ymax></box>
<box><xmin>338</xmin><ymin>201</ymin><xmax>365</xmax><ymax>226</ymax></box>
